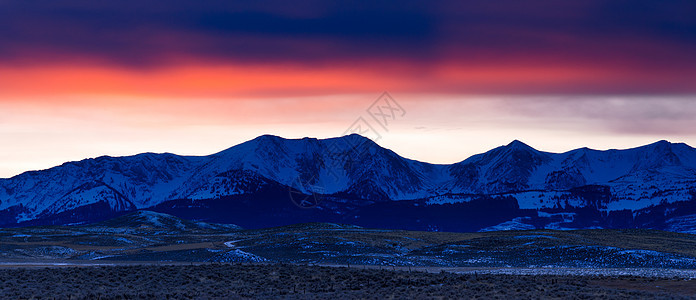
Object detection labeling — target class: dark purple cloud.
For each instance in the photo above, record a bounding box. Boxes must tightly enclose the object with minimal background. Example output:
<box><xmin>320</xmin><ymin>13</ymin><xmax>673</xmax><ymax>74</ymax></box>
<box><xmin>0</xmin><ymin>0</ymin><xmax>695</xmax><ymax>94</ymax></box>
<box><xmin>0</xmin><ymin>1</ymin><xmax>439</xmax><ymax>66</ymax></box>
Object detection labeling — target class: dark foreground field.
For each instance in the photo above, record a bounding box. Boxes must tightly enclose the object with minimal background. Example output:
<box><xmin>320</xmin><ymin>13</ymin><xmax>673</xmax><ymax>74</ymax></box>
<box><xmin>3</xmin><ymin>211</ymin><xmax>696</xmax><ymax>298</ymax></box>
<box><xmin>1</xmin><ymin>263</ymin><xmax>695</xmax><ymax>299</ymax></box>
<box><xmin>5</xmin><ymin>211</ymin><xmax>696</xmax><ymax>269</ymax></box>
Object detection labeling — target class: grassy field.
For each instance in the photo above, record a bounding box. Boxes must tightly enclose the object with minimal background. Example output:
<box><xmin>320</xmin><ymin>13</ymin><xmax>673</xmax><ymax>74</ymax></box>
<box><xmin>3</xmin><ymin>212</ymin><xmax>696</xmax><ymax>298</ymax></box>
<box><xmin>3</xmin><ymin>211</ymin><xmax>696</xmax><ymax>268</ymax></box>
<box><xmin>1</xmin><ymin>263</ymin><xmax>695</xmax><ymax>299</ymax></box>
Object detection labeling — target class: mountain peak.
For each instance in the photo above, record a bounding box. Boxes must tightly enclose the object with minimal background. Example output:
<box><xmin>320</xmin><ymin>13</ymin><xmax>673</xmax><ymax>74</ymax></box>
<box><xmin>641</xmin><ymin>140</ymin><xmax>677</xmax><ymax>153</ymax></box>
<box><xmin>345</xmin><ymin>133</ymin><xmax>368</xmax><ymax>138</ymax></box>
<box><xmin>250</xmin><ymin>134</ymin><xmax>374</xmax><ymax>145</ymax></box>
<box><xmin>321</xmin><ymin>134</ymin><xmax>380</xmax><ymax>150</ymax></box>
<box><xmin>505</xmin><ymin>140</ymin><xmax>535</xmax><ymax>150</ymax></box>
<box><xmin>253</xmin><ymin>134</ymin><xmax>283</xmax><ymax>142</ymax></box>
<box><xmin>649</xmin><ymin>140</ymin><xmax>672</xmax><ymax>146</ymax></box>
<box><xmin>336</xmin><ymin>133</ymin><xmax>373</xmax><ymax>142</ymax></box>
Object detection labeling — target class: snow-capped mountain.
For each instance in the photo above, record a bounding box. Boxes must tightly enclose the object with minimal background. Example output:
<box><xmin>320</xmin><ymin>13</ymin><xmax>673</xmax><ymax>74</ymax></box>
<box><xmin>0</xmin><ymin>153</ymin><xmax>203</xmax><ymax>224</ymax></box>
<box><xmin>170</xmin><ymin>134</ymin><xmax>436</xmax><ymax>201</ymax></box>
<box><xmin>1</xmin><ymin>135</ymin><xmax>695</xmax><ymax>232</ymax></box>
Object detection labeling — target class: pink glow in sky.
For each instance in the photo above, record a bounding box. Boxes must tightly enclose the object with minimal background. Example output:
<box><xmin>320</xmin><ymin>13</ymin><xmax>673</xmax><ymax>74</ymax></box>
<box><xmin>1</xmin><ymin>0</ymin><xmax>695</xmax><ymax>178</ymax></box>
<box><xmin>2</xmin><ymin>94</ymin><xmax>696</xmax><ymax>178</ymax></box>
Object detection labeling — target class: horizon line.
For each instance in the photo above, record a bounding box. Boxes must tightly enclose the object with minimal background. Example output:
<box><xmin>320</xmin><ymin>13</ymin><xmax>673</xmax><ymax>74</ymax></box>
<box><xmin>2</xmin><ymin>134</ymin><xmax>691</xmax><ymax>180</ymax></box>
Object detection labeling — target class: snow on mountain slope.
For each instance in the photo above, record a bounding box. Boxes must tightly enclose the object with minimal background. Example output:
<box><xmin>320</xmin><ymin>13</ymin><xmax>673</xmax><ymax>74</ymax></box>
<box><xmin>444</xmin><ymin>139</ymin><xmax>696</xmax><ymax>200</ymax></box>
<box><xmin>527</xmin><ymin>141</ymin><xmax>696</xmax><ymax>210</ymax></box>
<box><xmin>401</xmin><ymin>140</ymin><xmax>696</xmax><ymax>219</ymax></box>
<box><xmin>0</xmin><ymin>134</ymin><xmax>446</xmax><ymax>223</ymax></box>
<box><xmin>0</xmin><ymin>153</ymin><xmax>202</xmax><ymax>221</ymax></box>
<box><xmin>43</xmin><ymin>181</ymin><xmax>135</xmax><ymax>215</ymax></box>
<box><xmin>174</xmin><ymin>134</ymin><xmax>443</xmax><ymax>200</ymax></box>
<box><xmin>447</xmin><ymin>140</ymin><xmax>553</xmax><ymax>194</ymax></box>
<box><xmin>97</xmin><ymin>210</ymin><xmax>242</xmax><ymax>231</ymax></box>
<box><xmin>1</xmin><ymin>134</ymin><xmax>695</xmax><ymax>228</ymax></box>
<box><xmin>182</xmin><ymin>169</ymin><xmax>268</xmax><ymax>200</ymax></box>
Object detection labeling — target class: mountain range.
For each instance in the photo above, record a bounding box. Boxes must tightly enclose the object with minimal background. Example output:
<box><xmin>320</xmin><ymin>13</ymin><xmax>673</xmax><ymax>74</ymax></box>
<box><xmin>1</xmin><ymin>134</ymin><xmax>695</xmax><ymax>233</ymax></box>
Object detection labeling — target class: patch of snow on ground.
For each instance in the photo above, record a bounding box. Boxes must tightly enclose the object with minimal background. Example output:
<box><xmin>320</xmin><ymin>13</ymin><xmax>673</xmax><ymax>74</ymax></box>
<box><xmin>426</xmin><ymin>194</ymin><xmax>475</xmax><ymax>205</ymax></box>
<box><xmin>513</xmin><ymin>235</ymin><xmax>558</xmax><ymax>240</ymax></box>
<box><xmin>211</xmin><ymin>249</ymin><xmax>267</xmax><ymax>263</ymax></box>
<box><xmin>479</xmin><ymin>218</ymin><xmax>535</xmax><ymax>232</ymax></box>
<box><xmin>224</xmin><ymin>240</ymin><xmax>240</xmax><ymax>248</ymax></box>
<box><xmin>454</xmin><ymin>268</ymin><xmax>696</xmax><ymax>279</ymax></box>
<box><xmin>114</xmin><ymin>237</ymin><xmax>134</xmax><ymax>244</ymax></box>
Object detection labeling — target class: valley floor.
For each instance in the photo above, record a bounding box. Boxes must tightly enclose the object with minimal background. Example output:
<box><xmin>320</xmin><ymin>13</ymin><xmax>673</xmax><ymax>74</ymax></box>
<box><xmin>4</xmin><ymin>222</ymin><xmax>696</xmax><ymax>269</ymax></box>
<box><xmin>3</xmin><ymin>212</ymin><xmax>696</xmax><ymax>298</ymax></box>
<box><xmin>1</xmin><ymin>263</ymin><xmax>696</xmax><ymax>299</ymax></box>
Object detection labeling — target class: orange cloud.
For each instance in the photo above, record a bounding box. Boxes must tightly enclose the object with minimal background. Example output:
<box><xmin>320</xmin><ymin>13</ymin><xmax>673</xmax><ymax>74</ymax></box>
<box><xmin>0</xmin><ymin>62</ymin><xmax>417</xmax><ymax>99</ymax></box>
<box><xmin>1</xmin><ymin>56</ymin><xmax>695</xmax><ymax>102</ymax></box>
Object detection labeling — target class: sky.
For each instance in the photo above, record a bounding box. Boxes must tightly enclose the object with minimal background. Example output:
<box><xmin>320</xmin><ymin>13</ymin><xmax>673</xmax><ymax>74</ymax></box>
<box><xmin>1</xmin><ymin>1</ymin><xmax>696</xmax><ymax>178</ymax></box>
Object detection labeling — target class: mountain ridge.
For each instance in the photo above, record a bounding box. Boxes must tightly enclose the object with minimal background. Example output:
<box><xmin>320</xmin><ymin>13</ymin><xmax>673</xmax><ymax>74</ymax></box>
<box><xmin>4</xmin><ymin>135</ymin><xmax>692</xmax><ymax>181</ymax></box>
<box><xmin>1</xmin><ymin>134</ymin><xmax>695</xmax><ymax>232</ymax></box>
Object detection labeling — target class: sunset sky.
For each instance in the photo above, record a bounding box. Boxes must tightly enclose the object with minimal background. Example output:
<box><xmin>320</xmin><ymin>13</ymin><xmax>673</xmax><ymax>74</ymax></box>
<box><xmin>1</xmin><ymin>1</ymin><xmax>696</xmax><ymax>178</ymax></box>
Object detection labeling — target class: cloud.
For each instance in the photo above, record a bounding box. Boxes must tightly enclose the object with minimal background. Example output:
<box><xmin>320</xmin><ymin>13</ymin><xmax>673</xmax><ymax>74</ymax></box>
<box><xmin>488</xmin><ymin>97</ymin><xmax>696</xmax><ymax>135</ymax></box>
<box><xmin>0</xmin><ymin>1</ymin><xmax>437</xmax><ymax>66</ymax></box>
<box><xmin>0</xmin><ymin>1</ymin><xmax>695</xmax><ymax>95</ymax></box>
